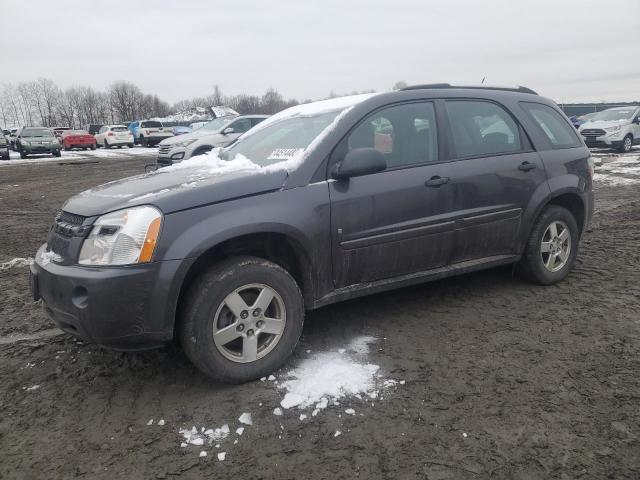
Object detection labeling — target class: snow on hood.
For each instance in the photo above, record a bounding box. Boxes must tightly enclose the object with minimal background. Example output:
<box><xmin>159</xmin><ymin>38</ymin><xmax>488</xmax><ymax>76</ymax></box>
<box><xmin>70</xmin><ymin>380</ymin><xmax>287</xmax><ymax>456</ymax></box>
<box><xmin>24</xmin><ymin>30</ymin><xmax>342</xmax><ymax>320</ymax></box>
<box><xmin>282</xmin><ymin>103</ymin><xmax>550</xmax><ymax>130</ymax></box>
<box><xmin>65</xmin><ymin>150</ymin><xmax>287</xmax><ymax>216</ymax></box>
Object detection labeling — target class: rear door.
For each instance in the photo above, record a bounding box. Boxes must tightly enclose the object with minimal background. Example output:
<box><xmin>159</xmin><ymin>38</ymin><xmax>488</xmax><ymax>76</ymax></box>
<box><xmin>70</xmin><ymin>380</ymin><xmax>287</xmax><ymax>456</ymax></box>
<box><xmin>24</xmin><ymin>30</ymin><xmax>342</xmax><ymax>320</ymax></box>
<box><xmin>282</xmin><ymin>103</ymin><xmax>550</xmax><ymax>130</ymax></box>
<box><xmin>441</xmin><ymin>99</ymin><xmax>548</xmax><ymax>263</ymax></box>
<box><xmin>329</xmin><ymin>101</ymin><xmax>456</xmax><ymax>287</ymax></box>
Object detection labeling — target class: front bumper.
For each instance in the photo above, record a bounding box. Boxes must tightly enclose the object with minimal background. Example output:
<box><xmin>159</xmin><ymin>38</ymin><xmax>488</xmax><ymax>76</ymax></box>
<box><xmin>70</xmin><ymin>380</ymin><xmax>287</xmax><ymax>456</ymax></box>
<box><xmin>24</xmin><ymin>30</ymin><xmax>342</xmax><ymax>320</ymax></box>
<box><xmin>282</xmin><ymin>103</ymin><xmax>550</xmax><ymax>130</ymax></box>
<box><xmin>157</xmin><ymin>145</ymin><xmax>188</xmax><ymax>166</ymax></box>
<box><xmin>582</xmin><ymin>135</ymin><xmax>624</xmax><ymax>149</ymax></box>
<box><xmin>22</xmin><ymin>144</ymin><xmax>60</xmax><ymax>154</ymax></box>
<box><xmin>30</xmin><ymin>244</ymin><xmax>188</xmax><ymax>350</ymax></box>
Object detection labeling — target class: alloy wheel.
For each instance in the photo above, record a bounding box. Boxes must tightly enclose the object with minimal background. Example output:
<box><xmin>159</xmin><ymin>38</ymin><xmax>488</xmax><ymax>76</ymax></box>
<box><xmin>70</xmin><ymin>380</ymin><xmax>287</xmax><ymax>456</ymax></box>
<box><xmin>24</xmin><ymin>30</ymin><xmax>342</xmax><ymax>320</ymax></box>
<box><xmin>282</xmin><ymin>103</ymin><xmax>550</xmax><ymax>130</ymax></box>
<box><xmin>540</xmin><ymin>220</ymin><xmax>572</xmax><ymax>272</ymax></box>
<box><xmin>212</xmin><ymin>283</ymin><xmax>286</xmax><ymax>363</ymax></box>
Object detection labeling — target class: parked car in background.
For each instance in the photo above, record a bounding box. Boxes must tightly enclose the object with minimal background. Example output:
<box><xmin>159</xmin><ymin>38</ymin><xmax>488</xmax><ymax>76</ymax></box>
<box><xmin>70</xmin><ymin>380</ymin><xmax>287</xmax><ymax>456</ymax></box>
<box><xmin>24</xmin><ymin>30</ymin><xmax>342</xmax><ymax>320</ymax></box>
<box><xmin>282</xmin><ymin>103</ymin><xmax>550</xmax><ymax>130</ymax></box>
<box><xmin>2</xmin><ymin>129</ymin><xmax>10</xmax><ymax>137</ymax></box>
<box><xmin>84</xmin><ymin>124</ymin><xmax>104</xmax><ymax>136</ymax></box>
<box><xmin>0</xmin><ymin>135</ymin><xmax>9</xmax><ymax>160</ymax></box>
<box><xmin>128</xmin><ymin>120</ymin><xmax>173</xmax><ymax>147</ymax></box>
<box><xmin>15</xmin><ymin>127</ymin><xmax>61</xmax><ymax>158</ymax></box>
<box><xmin>578</xmin><ymin>106</ymin><xmax>640</xmax><ymax>152</ymax></box>
<box><xmin>157</xmin><ymin>115</ymin><xmax>268</xmax><ymax>166</ymax></box>
<box><xmin>31</xmin><ymin>85</ymin><xmax>594</xmax><ymax>382</ymax></box>
<box><xmin>61</xmin><ymin>130</ymin><xmax>97</xmax><ymax>151</ymax></box>
<box><xmin>53</xmin><ymin>127</ymin><xmax>72</xmax><ymax>143</ymax></box>
<box><xmin>172</xmin><ymin>125</ymin><xmax>192</xmax><ymax>136</ymax></box>
<box><xmin>95</xmin><ymin>125</ymin><xmax>135</xmax><ymax>148</ymax></box>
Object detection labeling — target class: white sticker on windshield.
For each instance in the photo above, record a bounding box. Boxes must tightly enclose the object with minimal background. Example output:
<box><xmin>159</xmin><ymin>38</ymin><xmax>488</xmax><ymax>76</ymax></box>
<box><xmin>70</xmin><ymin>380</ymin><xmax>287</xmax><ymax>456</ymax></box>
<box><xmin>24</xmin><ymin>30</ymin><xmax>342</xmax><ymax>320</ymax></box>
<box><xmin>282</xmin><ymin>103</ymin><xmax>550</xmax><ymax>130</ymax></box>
<box><xmin>267</xmin><ymin>148</ymin><xmax>304</xmax><ymax>161</ymax></box>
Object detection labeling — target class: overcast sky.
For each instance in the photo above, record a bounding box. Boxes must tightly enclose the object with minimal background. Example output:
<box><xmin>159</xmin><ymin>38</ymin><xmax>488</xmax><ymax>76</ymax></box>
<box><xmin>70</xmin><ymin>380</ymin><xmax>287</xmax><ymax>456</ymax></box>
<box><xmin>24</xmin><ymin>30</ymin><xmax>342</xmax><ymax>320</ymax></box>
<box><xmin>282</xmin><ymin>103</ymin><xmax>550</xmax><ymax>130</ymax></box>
<box><xmin>1</xmin><ymin>0</ymin><xmax>638</xmax><ymax>104</ymax></box>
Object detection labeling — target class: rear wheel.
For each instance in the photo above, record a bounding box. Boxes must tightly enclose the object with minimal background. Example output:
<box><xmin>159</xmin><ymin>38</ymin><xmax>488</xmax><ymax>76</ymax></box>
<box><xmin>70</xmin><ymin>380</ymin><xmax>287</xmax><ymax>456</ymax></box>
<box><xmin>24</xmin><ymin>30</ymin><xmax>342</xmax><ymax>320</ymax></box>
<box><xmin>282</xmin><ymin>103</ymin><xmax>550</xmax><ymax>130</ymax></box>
<box><xmin>518</xmin><ymin>205</ymin><xmax>579</xmax><ymax>285</ymax></box>
<box><xmin>619</xmin><ymin>135</ymin><xmax>633</xmax><ymax>153</ymax></box>
<box><xmin>128</xmin><ymin>143</ymin><xmax>134</xmax><ymax>148</ymax></box>
<box><xmin>179</xmin><ymin>256</ymin><xmax>304</xmax><ymax>383</ymax></box>
<box><xmin>54</xmin><ymin>150</ymin><xmax>61</xmax><ymax>158</ymax></box>
<box><xmin>140</xmin><ymin>136</ymin><xmax>148</xmax><ymax>147</ymax></box>
<box><xmin>104</xmin><ymin>140</ymin><xmax>110</xmax><ymax>149</ymax></box>
<box><xmin>90</xmin><ymin>144</ymin><xmax>96</xmax><ymax>150</ymax></box>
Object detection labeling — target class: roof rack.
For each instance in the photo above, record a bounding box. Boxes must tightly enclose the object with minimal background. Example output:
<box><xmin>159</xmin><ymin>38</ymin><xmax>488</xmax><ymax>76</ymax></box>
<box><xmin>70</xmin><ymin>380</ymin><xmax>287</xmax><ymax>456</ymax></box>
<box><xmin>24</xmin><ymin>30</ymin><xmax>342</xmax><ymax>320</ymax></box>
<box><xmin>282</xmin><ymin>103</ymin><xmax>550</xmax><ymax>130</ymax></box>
<box><xmin>401</xmin><ymin>83</ymin><xmax>538</xmax><ymax>95</ymax></box>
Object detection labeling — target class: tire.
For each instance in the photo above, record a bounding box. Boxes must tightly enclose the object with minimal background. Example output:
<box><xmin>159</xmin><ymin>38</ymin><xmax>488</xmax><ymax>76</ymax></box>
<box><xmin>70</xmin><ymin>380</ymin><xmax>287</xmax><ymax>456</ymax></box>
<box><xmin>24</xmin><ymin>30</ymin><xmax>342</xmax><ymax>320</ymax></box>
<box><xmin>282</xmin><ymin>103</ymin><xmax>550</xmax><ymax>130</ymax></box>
<box><xmin>518</xmin><ymin>205</ymin><xmax>579</xmax><ymax>285</ymax></box>
<box><xmin>140</xmin><ymin>136</ymin><xmax>148</xmax><ymax>148</ymax></box>
<box><xmin>179</xmin><ymin>256</ymin><xmax>304</xmax><ymax>383</ymax></box>
<box><xmin>54</xmin><ymin>150</ymin><xmax>61</xmax><ymax>158</ymax></box>
<box><xmin>104</xmin><ymin>140</ymin><xmax>110</xmax><ymax>149</ymax></box>
<box><xmin>90</xmin><ymin>144</ymin><xmax>96</xmax><ymax>150</ymax></box>
<box><xmin>18</xmin><ymin>146</ymin><xmax>26</xmax><ymax>159</ymax></box>
<box><xmin>619</xmin><ymin>135</ymin><xmax>633</xmax><ymax>153</ymax></box>
<box><xmin>128</xmin><ymin>143</ymin><xmax>134</xmax><ymax>148</ymax></box>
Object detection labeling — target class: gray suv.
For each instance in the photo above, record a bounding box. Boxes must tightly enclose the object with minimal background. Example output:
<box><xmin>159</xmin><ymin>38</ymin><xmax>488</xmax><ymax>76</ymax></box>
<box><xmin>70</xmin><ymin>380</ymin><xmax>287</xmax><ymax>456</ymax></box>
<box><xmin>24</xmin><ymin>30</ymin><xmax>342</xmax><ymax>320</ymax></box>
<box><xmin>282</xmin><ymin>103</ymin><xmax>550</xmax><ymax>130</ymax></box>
<box><xmin>30</xmin><ymin>85</ymin><xmax>593</xmax><ymax>383</ymax></box>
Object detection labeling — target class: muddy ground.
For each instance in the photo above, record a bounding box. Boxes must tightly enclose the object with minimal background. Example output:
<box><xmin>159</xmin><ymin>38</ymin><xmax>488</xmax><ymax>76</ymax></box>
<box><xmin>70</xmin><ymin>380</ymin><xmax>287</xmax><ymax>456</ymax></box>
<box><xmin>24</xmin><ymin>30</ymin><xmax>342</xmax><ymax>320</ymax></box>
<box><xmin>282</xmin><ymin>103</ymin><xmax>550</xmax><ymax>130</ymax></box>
<box><xmin>1</xmin><ymin>150</ymin><xmax>639</xmax><ymax>479</ymax></box>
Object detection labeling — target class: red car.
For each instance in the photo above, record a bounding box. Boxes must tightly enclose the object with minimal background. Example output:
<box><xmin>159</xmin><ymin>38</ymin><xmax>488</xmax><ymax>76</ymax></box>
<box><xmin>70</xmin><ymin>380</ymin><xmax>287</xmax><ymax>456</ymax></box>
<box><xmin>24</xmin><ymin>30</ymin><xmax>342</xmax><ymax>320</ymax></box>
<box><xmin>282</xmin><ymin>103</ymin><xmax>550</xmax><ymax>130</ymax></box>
<box><xmin>61</xmin><ymin>130</ymin><xmax>97</xmax><ymax>151</ymax></box>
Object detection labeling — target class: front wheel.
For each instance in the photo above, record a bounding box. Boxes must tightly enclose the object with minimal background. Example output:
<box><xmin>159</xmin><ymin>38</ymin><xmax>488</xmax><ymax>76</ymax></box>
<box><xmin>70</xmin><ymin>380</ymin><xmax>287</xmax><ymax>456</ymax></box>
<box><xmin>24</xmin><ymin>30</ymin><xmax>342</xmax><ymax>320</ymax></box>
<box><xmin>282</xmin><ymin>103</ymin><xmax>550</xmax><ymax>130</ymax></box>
<box><xmin>618</xmin><ymin>135</ymin><xmax>633</xmax><ymax>153</ymax></box>
<box><xmin>54</xmin><ymin>150</ymin><xmax>61</xmax><ymax>157</ymax></box>
<box><xmin>179</xmin><ymin>256</ymin><xmax>304</xmax><ymax>383</ymax></box>
<box><xmin>518</xmin><ymin>205</ymin><xmax>579</xmax><ymax>285</ymax></box>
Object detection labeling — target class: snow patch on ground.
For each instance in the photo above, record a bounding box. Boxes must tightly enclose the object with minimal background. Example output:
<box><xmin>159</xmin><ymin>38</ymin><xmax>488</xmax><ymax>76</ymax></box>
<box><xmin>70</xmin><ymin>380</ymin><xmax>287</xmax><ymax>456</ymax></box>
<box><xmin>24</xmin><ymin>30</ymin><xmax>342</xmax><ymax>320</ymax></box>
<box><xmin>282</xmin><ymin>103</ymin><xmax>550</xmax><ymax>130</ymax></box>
<box><xmin>278</xmin><ymin>336</ymin><xmax>385</xmax><ymax>410</ymax></box>
<box><xmin>0</xmin><ymin>257</ymin><xmax>33</xmax><ymax>271</ymax></box>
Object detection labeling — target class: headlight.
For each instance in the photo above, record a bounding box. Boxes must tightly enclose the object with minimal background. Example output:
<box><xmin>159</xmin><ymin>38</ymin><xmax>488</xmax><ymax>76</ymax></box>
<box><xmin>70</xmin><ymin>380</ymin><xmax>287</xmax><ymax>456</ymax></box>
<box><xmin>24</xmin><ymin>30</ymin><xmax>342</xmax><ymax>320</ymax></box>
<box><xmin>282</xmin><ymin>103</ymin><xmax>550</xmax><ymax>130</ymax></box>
<box><xmin>78</xmin><ymin>206</ymin><xmax>162</xmax><ymax>266</ymax></box>
<box><xmin>174</xmin><ymin>139</ymin><xmax>198</xmax><ymax>148</ymax></box>
<box><xmin>605</xmin><ymin>126</ymin><xmax>621</xmax><ymax>133</ymax></box>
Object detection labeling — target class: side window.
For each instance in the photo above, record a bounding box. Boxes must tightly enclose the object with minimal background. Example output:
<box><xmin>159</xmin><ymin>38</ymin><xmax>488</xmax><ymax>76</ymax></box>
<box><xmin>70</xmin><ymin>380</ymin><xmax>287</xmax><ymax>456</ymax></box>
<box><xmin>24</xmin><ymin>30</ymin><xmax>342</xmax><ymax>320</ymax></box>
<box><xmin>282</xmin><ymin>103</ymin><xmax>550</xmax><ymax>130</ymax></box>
<box><xmin>345</xmin><ymin>102</ymin><xmax>438</xmax><ymax>168</ymax></box>
<box><xmin>520</xmin><ymin>102</ymin><xmax>581</xmax><ymax>149</ymax></box>
<box><xmin>229</xmin><ymin>118</ymin><xmax>252</xmax><ymax>134</ymax></box>
<box><xmin>251</xmin><ymin>117</ymin><xmax>266</xmax><ymax>128</ymax></box>
<box><xmin>445</xmin><ymin>100</ymin><xmax>522</xmax><ymax>158</ymax></box>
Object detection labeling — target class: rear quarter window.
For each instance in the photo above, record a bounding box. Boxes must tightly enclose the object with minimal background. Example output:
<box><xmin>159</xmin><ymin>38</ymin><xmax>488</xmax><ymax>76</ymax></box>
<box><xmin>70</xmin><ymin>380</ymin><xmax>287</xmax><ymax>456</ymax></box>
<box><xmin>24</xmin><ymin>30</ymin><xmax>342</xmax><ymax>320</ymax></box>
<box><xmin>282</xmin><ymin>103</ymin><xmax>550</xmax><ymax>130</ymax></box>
<box><xmin>520</xmin><ymin>102</ymin><xmax>582</xmax><ymax>149</ymax></box>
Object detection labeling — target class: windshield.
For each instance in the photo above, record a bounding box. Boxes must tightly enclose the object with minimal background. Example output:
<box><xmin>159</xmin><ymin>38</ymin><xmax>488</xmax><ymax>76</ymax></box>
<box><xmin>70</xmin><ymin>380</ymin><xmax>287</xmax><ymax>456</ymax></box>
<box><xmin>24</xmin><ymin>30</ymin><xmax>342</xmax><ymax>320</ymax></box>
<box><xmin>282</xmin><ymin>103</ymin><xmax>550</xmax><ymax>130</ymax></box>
<box><xmin>65</xmin><ymin>130</ymin><xmax>89</xmax><ymax>136</ymax></box>
<box><xmin>141</xmin><ymin>121</ymin><xmax>162</xmax><ymax>128</ymax></box>
<box><xmin>588</xmin><ymin>109</ymin><xmax>637</xmax><ymax>122</ymax></box>
<box><xmin>111</xmin><ymin>126</ymin><xmax>129</xmax><ymax>132</ymax></box>
<box><xmin>221</xmin><ymin>110</ymin><xmax>341</xmax><ymax>167</ymax></box>
<box><xmin>200</xmin><ymin>116</ymin><xmax>236</xmax><ymax>132</ymax></box>
<box><xmin>22</xmin><ymin>128</ymin><xmax>54</xmax><ymax>137</ymax></box>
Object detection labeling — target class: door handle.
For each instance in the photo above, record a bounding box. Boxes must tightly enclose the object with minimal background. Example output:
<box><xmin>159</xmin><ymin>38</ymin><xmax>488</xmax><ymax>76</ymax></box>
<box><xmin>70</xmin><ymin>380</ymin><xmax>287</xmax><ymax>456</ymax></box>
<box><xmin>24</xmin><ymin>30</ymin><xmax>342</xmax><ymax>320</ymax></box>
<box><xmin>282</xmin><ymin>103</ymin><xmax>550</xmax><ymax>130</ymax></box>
<box><xmin>425</xmin><ymin>176</ymin><xmax>450</xmax><ymax>187</ymax></box>
<box><xmin>518</xmin><ymin>161</ymin><xmax>537</xmax><ymax>172</ymax></box>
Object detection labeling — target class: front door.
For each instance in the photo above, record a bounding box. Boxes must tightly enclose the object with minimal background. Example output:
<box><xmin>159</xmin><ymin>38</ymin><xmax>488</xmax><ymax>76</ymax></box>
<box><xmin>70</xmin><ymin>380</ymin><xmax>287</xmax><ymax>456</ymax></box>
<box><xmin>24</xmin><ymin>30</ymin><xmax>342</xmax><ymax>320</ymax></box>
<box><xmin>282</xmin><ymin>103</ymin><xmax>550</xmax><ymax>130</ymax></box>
<box><xmin>329</xmin><ymin>101</ymin><xmax>456</xmax><ymax>288</ymax></box>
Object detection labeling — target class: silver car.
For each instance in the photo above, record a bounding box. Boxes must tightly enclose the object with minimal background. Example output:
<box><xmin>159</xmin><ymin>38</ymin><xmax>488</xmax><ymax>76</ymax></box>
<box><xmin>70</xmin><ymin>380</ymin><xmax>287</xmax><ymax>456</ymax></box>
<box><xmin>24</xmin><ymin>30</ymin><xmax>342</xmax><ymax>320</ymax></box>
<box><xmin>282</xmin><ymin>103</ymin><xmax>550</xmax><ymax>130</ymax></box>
<box><xmin>578</xmin><ymin>106</ymin><xmax>640</xmax><ymax>153</ymax></box>
<box><xmin>157</xmin><ymin>115</ymin><xmax>269</xmax><ymax>166</ymax></box>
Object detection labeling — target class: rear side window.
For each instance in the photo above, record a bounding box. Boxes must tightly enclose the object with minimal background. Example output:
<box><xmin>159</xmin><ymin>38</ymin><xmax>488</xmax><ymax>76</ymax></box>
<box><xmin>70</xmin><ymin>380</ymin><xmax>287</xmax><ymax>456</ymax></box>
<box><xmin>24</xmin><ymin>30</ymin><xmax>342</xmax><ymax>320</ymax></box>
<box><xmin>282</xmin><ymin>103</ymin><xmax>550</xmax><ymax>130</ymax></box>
<box><xmin>445</xmin><ymin>100</ymin><xmax>522</xmax><ymax>158</ymax></box>
<box><xmin>520</xmin><ymin>102</ymin><xmax>582</xmax><ymax>149</ymax></box>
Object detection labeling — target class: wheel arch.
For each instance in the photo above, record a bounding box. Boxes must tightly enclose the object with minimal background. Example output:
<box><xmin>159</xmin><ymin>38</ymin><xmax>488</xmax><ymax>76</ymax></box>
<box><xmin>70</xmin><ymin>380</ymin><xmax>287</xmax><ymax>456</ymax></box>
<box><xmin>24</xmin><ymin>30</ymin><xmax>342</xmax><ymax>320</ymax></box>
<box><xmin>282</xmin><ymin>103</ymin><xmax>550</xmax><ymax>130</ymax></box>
<box><xmin>171</xmin><ymin>230</ymin><xmax>315</xmax><ymax>340</ymax></box>
<box><xmin>527</xmin><ymin>188</ymin><xmax>586</xmax><ymax>244</ymax></box>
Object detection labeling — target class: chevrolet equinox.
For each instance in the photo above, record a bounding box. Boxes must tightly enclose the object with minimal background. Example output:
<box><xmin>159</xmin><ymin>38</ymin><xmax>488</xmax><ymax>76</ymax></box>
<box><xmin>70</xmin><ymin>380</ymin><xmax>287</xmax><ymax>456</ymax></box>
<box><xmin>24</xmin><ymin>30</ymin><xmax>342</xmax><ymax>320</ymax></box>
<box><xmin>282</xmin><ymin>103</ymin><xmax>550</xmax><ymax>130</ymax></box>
<box><xmin>30</xmin><ymin>85</ymin><xmax>594</xmax><ymax>383</ymax></box>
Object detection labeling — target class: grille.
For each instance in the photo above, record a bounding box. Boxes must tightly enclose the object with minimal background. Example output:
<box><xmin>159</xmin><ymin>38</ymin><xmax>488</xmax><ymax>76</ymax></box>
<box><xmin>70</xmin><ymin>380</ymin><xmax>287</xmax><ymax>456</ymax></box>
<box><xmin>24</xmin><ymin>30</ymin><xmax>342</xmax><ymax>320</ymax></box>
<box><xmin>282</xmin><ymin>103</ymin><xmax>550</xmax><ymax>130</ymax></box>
<box><xmin>47</xmin><ymin>211</ymin><xmax>88</xmax><ymax>258</ymax></box>
<box><xmin>158</xmin><ymin>145</ymin><xmax>172</xmax><ymax>154</ymax></box>
<box><xmin>581</xmin><ymin>129</ymin><xmax>606</xmax><ymax>137</ymax></box>
<box><xmin>55</xmin><ymin>210</ymin><xmax>85</xmax><ymax>226</ymax></box>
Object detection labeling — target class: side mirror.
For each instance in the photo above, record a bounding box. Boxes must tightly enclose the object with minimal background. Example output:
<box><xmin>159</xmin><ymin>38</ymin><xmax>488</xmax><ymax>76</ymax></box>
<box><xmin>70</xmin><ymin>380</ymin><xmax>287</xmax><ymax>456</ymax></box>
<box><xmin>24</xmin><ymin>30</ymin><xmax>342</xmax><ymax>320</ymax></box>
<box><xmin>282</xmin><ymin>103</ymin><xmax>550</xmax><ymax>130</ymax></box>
<box><xmin>331</xmin><ymin>148</ymin><xmax>387</xmax><ymax>180</ymax></box>
<box><xmin>634</xmin><ymin>117</ymin><xmax>640</xmax><ymax>125</ymax></box>
<box><xmin>222</xmin><ymin>127</ymin><xmax>235</xmax><ymax>135</ymax></box>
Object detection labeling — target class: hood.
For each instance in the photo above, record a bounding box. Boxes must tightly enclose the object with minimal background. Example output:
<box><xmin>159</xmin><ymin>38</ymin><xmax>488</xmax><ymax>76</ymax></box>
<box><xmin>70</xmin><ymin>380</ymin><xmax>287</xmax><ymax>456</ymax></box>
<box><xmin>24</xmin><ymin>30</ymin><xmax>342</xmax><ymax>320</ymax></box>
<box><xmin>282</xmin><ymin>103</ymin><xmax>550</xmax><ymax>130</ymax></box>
<box><xmin>159</xmin><ymin>129</ymin><xmax>225</xmax><ymax>146</ymax></box>
<box><xmin>63</xmin><ymin>161</ymin><xmax>288</xmax><ymax>217</ymax></box>
<box><xmin>579</xmin><ymin>119</ymin><xmax>630</xmax><ymax>130</ymax></box>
